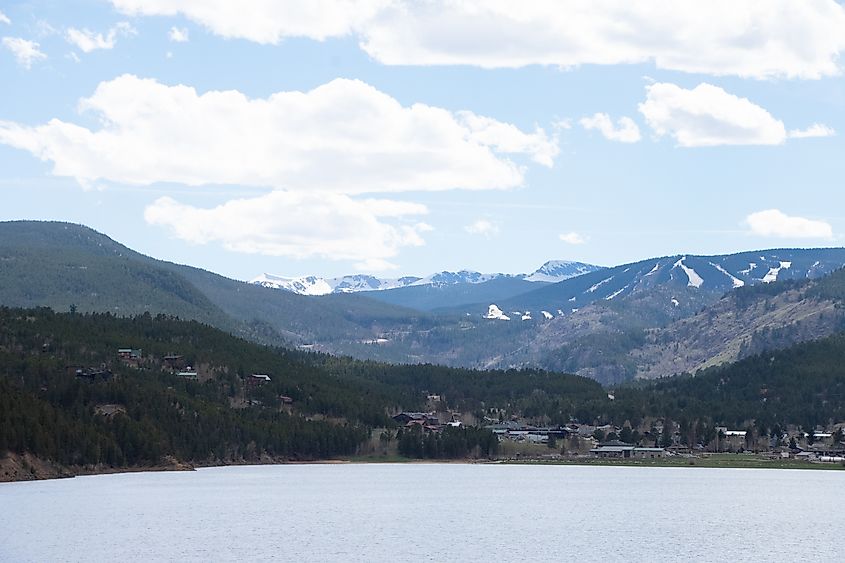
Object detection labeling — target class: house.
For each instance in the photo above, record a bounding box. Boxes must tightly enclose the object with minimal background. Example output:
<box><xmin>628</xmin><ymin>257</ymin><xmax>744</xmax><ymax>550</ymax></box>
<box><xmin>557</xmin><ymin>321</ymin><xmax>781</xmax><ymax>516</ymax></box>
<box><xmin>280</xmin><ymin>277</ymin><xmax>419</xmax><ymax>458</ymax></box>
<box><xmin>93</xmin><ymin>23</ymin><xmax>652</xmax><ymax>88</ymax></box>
<box><xmin>632</xmin><ymin>447</ymin><xmax>665</xmax><ymax>459</ymax></box>
<box><xmin>590</xmin><ymin>440</ymin><xmax>666</xmax><ymax>459</ymax></box>
<box><xmin>393</xmin><ymin>412</ymin><xmax>432</xmax><ymax>425</ymax></box>
<box><xmin>248</xmin><ymin>373</ymin><xmax>271</xmax><ymax>385</ymax></box>
<box><xmin>163</xmin><ymin>355</ymin><xmax>185</xmax><ymax>370</ymax></box>
<box><xmin>176</xmin><ymin>369</ymin><xmax>198</xmax><ymax>379</ymax></box>
<box><xmin>279</xmin><ymin>395</ymin><xmax>294</xmax><ymax>405</ymax></box>
<box><xmin>715</xmin><ymin>426</ymin><xmax>748</xmax><ymax>450</ymax></box>
<box><xmin>118</xmin><ymin>348</ymin><xmax>142</xmax><ymax>360</ymax></box>
<box><xmin>590</xmin><ymin>440</ymin><xmax>635</xmax><ymax>458</ymax></box>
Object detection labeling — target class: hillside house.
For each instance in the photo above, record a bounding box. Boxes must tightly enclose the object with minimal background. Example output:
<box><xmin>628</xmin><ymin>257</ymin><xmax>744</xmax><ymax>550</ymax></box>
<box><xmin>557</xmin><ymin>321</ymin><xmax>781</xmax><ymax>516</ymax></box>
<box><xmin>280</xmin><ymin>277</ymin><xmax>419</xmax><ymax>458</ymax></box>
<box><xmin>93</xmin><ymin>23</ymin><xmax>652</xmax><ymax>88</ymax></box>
<box><xmin>176</xmin><ymin>369</ymin><xmax>198</xmax><ymax>380</ymax></box>
<box><xmin>393</xmin><ymin>412</ymin><xmax>433</xmax><ymax>425</ymax></box>
<box><xmin>248</xmin><ymin>373</ymin><xmax>272</xmax><ymax>386</ymax></box>
<box><xmin>118</xmin><ymin>348</ymin><xmax>142</xmax><ymax>360</ymax></box>
<box><xmin>163</xmin><ymin>355</ymin><xmax>185</xmax><ymax>370</ymax></box>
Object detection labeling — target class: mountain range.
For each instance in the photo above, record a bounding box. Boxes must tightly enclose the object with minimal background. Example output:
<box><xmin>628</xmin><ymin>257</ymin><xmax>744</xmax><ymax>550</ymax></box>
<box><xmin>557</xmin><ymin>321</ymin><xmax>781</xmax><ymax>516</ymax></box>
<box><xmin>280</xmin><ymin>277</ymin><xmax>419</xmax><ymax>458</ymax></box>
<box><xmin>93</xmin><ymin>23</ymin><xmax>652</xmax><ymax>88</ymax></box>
<box><xmin>3</xmin><ymin>220</ymin><xmax>845</xmax><ymax>385</ymax></box>
<box><xmin>251</xmin><ymin>260</ymin><xmax>601</xmax><ymax>295</ymax></box>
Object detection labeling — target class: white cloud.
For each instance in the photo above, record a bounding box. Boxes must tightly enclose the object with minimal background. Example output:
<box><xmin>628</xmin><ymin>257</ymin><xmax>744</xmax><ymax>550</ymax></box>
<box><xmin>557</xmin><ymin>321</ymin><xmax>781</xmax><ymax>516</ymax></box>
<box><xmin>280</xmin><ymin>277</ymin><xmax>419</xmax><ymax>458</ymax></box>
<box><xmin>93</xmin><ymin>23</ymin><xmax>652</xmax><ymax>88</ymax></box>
<box><xmin>464</xmin><ymin>219</ymin><xmax>500</xmax><ymax>237</ymax></box>
<box><xmin>168</xmin><ymin>27</ymin><xmax>189</xmax><ymax>42</ymax></box>
<box><xmin>1</xmin><ymin>37</ymin><xmax>47</xmax><ymax>68</ymax></box>
<box><xmin>559</xmin><ymin>232</ymin><xmax>587</xmax><ymax>245</ymax></box>
<box><xmin>66</xmin><ymin>22</ymin><xmax>136</xmax><ymax>53</ymax></box>
<box><xmin>112</xmin><ymin>0</ymin><xmax>388</xmax><ymax>43</ymax></box>
<box><xmin>579</xmin><ymin>113</ymin><xmax>641</xmax><ymax>143</ymax></box>
<box><xmin>745</xmin><ymin>209</ymin><xmax>833</xmax><ymax>239</ymax></box>
<box><xmin>639</xmin><ymin>83</ymin><xmax>788</xmax><ymax>147</ymax></box>
<box><xmin>0</xmin><ymin>75</ymin><xmax>554</xmax><ymax>264</ymax></box>
<box><xmin>144</xmin><ymin>191</ymin><xmax>430</xmax><ymax>269</ymax></box>
<box><xmin>0</xmin><ymin>11</ymin><xmax>11</xmax><ymax>25</ymax></box>
<box><xmin>0</xmin><ymin>74</ymin><xmax>554</xmax><ymax>192</ymax></box>
<box><xmin>458</xmin><ymin>112</ymin><xmax>558</xmax><ymax>167</ymax></box>
<box><xmin>788</xmin><ymin>123</ymin><xmax>836</xmax><ymax>139</ymax></box>
<box><xmin>110</xmin><ymin>0</ymin><xmax>845</xmax><ymax>79</ymax></box>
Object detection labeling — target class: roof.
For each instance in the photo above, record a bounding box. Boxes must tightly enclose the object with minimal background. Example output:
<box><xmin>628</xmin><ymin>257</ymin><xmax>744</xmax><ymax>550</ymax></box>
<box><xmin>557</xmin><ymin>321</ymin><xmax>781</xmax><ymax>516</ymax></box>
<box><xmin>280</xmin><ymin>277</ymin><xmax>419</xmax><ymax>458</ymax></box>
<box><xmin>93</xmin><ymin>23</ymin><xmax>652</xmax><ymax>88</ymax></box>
<box><xmin>394</xmin><ymin>412</ymin><xmax>429</xmax><ymax>420</ymax></box>
<box><xmin>598</xmin><ymin>440</ymin><xmax>634</xmax><ymax>447</ymax></box>
<box><xmin>250</xmin><ymin>373</ymin><xmax>271</xmax><ymax>381</ymax></box>
<box><xmin>590</xmin><ymin>446</ymin><xmax>634</xmax><ymax>453</ymax></box>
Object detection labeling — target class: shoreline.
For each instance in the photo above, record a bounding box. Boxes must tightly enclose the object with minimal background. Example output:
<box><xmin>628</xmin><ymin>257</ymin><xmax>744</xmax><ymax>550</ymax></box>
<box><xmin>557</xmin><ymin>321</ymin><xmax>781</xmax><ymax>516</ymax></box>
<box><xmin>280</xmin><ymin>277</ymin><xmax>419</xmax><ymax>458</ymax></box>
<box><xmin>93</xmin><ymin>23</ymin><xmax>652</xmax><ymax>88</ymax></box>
<box><xmin>3</xmin><ymin>451</ymin><xmax>843</xmax><ymax>483</ymax></box>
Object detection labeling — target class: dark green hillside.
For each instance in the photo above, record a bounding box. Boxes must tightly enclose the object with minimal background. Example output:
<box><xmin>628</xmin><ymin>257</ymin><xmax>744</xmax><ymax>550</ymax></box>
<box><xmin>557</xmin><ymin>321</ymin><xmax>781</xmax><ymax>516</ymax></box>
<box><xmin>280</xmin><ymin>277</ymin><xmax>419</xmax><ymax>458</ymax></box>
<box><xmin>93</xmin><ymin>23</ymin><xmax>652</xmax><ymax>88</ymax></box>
<box><xmin>0</xmin><ymin>307</ymin><xmax>412</xmax><ymax>466</ymax></box>
<box><xmin>613</xmin><ymin>332</ymin><xmax>845</xmax><ymax>432</ymax></box>
<box><xmin>0</xmin><ymin>221</ymin><xmax>234</xmax><ymax>328</ymax></box>
<box><xmin>0</xmin><ymin>221</ymin><xmax>429</xmax><ymax>347</ymax></box>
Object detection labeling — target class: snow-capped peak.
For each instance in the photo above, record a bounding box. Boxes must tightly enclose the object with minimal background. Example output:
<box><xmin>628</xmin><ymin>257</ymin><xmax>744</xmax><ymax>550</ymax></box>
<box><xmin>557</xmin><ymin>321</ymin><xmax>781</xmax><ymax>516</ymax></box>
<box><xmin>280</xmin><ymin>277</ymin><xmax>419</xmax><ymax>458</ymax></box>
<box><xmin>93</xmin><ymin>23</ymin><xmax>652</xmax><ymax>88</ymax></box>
<box><xmin>252</xmin><ymin>260</ymin><xmax>602</xmax><ymax>296</ymax></box>
<box><xmin>249</xmin><ymin>273</ymin><xmax>421</xmax><ymax>295</ymax></box>
<box><xmin>524</xmin><ymin>260</ymin><xmax>603</xmax><ymax>283</ymax></box>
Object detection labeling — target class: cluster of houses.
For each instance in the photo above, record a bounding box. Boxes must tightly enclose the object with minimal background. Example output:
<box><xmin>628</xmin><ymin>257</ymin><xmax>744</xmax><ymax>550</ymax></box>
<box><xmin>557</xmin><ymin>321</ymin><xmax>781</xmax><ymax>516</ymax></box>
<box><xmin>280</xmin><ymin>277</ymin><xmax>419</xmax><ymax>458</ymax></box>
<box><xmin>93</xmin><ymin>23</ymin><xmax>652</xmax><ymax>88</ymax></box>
<box><xmin>480</xmin><ymin>418</ymin><xmax>845</xmax><ymax>462</ymax></box>
<box><xmin>392</xmin><ymin>411</ymin><xmax>463</xmax><ymax>431</ymax></box>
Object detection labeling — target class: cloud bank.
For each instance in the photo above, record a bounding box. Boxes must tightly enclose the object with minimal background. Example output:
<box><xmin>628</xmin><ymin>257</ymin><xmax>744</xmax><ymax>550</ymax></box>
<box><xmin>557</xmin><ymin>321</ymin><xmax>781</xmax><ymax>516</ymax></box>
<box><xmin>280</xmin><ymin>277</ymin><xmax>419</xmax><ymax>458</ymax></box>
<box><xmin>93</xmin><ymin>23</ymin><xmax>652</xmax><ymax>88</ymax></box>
<box><xmin>111</xmin><ymin>0</ymin><xmax>845</xmax><ymax>79</ymax></box>
<box><xmin>0</xmin><ymin>74</ymin><xmax>555</xmax><ymax>192</ymax></box>
<box><xmin>0</xmin><ymin>75</ymin><xmax>556</xmax><ymax>267</ymax></box>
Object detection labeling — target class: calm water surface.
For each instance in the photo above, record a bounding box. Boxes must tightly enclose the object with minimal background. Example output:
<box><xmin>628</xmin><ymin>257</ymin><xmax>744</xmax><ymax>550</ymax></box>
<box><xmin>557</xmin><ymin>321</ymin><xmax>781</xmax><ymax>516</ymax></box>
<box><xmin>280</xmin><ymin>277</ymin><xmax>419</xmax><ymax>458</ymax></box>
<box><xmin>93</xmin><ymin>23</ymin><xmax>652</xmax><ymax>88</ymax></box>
<box><xmin>1</xmin><ymin>463</ymin><xmax>843</xmax><ymax>562</ymax></box>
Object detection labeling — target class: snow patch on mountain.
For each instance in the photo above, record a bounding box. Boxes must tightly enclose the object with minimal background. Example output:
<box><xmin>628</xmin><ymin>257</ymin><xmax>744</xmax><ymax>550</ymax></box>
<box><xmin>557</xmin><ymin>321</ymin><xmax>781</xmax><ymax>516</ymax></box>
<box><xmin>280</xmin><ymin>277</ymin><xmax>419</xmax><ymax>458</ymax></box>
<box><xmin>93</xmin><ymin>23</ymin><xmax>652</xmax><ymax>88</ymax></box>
<box><xmin>673</xmin><ymin>257</ymin><xmax>703</xmax><ymax>288</ymax></box>
<box><xmin>484</xmin><ymin>304</ymin><xmax>511</xmax><ymax>321</ymax></box>
<box><xmin>605</xmin><ymin>286</ymin><xmax>627</xmax><ymax>300</ymax></box>
<box><xmin>739</xmin><ymin>263</ymin><xmax>757</xmax><ymax>275</ymax></box>
<box><xmin>711</xmin><ymin>262</ymin><xmax>745</xmax><ymax>288</ymax></box>
<box><xmin>587</xmin><ymin>277</ymin><xmax>614</xmax><ymax>293</ymax></box>
<box><xmin>762</xmin><ymin>261</ymin><xmax>792</xmax><ymax>283</ymax></box>
<box><xmin>541</xmin><ymin>311</ymin><xmax>553</xmax><ymax>320</ymax></box>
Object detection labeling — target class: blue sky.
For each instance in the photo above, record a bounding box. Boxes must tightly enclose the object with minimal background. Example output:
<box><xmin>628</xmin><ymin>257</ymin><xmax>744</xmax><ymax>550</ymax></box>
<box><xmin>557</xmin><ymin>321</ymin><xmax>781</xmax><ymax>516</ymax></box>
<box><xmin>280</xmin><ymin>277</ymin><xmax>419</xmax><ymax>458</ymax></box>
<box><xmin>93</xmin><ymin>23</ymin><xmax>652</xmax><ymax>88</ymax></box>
<box><xmin>2</xmin><ymin>1</ymin><xmax>844</xmax><ymax>281</ymax></box>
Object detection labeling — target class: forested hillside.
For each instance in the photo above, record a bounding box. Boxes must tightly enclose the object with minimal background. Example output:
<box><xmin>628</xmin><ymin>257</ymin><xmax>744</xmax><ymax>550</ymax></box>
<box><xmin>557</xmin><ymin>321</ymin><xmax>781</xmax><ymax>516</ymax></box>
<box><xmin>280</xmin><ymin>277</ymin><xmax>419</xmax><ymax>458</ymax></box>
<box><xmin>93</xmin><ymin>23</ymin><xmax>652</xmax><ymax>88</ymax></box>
<box><xmin>0</xmin><ymin>221</ymin><xmax>429</xmax><ymax>348</ymax></box>
<box><xmin>3</xmin><ymin>307</ymin><xmax>845</xmax><ymax>478</ymax></box>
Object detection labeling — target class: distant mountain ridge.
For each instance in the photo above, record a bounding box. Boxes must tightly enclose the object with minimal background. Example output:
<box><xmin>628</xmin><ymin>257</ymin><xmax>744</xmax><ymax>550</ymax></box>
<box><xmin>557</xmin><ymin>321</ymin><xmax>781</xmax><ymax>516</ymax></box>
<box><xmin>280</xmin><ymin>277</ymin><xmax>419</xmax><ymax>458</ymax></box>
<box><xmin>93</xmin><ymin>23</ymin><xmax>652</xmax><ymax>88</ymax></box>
<box><xmin>489</xmin><ymin>249</ymin><xmax>845</xmax><ymax>317</ymax></box>
<box><xmin>250</xmin><ymin>260</ymin><xmax>602</xmax><ymax>296</ymax></box>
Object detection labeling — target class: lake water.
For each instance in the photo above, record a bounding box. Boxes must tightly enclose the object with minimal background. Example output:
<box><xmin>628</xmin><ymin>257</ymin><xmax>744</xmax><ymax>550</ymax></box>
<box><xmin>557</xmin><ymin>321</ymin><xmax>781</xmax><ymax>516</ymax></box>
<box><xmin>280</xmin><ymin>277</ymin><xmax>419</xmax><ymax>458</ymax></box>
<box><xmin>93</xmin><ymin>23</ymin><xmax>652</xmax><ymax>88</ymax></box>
<box><xmin>1</xmin><ymin>463</ymin><xmax>843</xmax><ymax>562</ymax></box>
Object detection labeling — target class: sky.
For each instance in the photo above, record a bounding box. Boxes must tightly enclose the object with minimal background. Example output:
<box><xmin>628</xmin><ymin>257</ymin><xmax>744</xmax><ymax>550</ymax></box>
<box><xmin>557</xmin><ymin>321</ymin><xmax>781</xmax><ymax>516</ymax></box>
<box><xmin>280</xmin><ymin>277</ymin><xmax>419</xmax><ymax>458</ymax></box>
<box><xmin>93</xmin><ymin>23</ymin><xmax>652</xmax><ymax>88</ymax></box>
<box><xmin>1</xmin><ymin>1</ymin><xmax>844</xmax><ymax>281</ymax></box>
